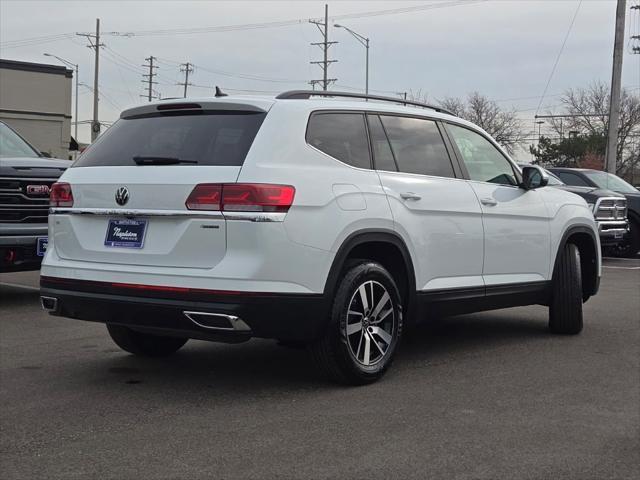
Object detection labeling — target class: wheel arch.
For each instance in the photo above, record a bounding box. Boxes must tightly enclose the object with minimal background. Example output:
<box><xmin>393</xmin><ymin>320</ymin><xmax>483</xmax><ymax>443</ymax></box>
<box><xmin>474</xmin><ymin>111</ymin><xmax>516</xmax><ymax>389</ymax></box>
<box><xmin>554</xmin><ymin>225</ymin><xmax>600</xmax><ymax>300</ymax></box>
<box><xmin>323</xmin><ymin>229</ymin><xmax>417</xmax><ymax>320</ymax></box>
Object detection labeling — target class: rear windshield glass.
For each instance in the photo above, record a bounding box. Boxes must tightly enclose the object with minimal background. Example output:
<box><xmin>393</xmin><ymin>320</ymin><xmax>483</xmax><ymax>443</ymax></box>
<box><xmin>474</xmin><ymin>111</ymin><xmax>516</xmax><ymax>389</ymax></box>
<box><xmin>74</xmin><ymin>111</ymin><xmax>266</xmax><ymax>167</ymax></box>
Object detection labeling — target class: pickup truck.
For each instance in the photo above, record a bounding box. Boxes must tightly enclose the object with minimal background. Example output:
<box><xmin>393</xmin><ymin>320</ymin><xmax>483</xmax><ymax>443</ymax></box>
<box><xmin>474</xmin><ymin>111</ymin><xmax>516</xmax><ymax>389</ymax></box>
<box><xmin>0</xmin><ymin>121</ymin><xmax>67</xmax><ymax>272</ymax></box>
<box><xmin>520</xmin><ymin>165</ymin><xmax>629</xmax><ymax>250</ymax></box>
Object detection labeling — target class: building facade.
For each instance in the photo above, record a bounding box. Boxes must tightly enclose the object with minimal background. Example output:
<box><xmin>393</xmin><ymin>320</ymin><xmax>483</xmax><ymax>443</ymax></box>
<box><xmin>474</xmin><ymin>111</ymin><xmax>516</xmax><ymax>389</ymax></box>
<box><xmin>0</xmin><ymin>59</ymin><xmax>73</xmax><ymax>159</ymax></box>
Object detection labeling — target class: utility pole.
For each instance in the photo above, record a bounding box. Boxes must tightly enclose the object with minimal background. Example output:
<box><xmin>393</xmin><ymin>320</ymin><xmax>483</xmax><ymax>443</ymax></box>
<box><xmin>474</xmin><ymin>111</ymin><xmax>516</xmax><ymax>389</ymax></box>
<box><xmin>309</xmin><ymin>4</ymin><xmax>337</xmax><ymax>90</ymax></box>
<box><xmin>632</xmin><ymin>3</ymin><xmax>640</xmax><ymax>54</ymax></box>
<box><xmin>77</xmin><ymin>19</ymin><xmax>104</xmax><ymax>142</ymax></box>
<box><xmin>178</xmin><ymin>62</ymin><xmax>193</xmax><ymax>98</ymax></box>
<box><xmin>141</xmin><ymin>56</ymin><xmax>158</xmax><ymax>102</ymax></box>
<box><xmin>605</xmin><ymin>0</ymin><xmax>627</xmax><ymax>174</ymax></box>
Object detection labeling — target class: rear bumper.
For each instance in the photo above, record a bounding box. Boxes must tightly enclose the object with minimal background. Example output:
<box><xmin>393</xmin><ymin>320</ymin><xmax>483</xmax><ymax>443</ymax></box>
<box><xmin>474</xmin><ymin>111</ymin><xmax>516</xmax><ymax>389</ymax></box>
<box><xmin>40</xmin><ymin>276</ymin><xmax>328</xmax><ymax>342</ymax></box>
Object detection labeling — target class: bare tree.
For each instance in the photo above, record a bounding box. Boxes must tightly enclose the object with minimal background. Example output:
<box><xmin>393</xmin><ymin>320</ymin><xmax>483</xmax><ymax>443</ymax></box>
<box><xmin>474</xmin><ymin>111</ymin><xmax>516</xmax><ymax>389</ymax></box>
<box><xmin>439</xmin><ymin>92</ymin><xmax>523</xmax><ymax>154</ymax></box>
<box><xmin>547</xmin><ymin>81</ymin><xmax>640</xmax><ymax>178</ymax></box>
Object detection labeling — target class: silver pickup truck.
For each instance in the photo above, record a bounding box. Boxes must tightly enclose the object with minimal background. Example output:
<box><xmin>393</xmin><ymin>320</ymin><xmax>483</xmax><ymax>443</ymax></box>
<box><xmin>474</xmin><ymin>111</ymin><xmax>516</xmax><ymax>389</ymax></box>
<box><xmin>0</xmin><ymin>121</ymin><xmax>67</xmax><ymax>272</ymax></box>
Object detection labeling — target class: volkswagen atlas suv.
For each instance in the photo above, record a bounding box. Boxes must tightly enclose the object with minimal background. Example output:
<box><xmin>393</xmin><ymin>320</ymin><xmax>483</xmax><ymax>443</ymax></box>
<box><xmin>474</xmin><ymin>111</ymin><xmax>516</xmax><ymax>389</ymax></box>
<box><xmin>40</xmin><ymin>91</ymin><xmax>601</xmax><ymax>384</ymax></box>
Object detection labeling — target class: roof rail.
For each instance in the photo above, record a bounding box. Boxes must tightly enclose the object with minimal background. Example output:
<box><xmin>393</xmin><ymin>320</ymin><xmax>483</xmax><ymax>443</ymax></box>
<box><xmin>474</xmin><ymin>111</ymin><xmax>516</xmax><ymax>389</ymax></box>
<box><xmin>275</xmin><ymin>90</ymin><xmax>455</xmax><ymax>116</ymax></box>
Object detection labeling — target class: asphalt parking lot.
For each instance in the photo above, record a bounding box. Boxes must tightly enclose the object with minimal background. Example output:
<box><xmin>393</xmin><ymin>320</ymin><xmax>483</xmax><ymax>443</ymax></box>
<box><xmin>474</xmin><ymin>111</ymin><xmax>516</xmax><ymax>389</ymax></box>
<box><xmin>1</xmin><ymin>258</ymin><xmax>639</xmax><ymax>480</ymax></box>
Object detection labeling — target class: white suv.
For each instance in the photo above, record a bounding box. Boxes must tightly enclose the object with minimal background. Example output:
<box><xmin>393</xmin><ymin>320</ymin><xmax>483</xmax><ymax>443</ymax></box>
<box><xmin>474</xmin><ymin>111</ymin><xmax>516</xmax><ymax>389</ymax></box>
<box><xmin>40</xmin><ymin>91</ymin><xmax>601</xmax><ymax>384</ymax></box>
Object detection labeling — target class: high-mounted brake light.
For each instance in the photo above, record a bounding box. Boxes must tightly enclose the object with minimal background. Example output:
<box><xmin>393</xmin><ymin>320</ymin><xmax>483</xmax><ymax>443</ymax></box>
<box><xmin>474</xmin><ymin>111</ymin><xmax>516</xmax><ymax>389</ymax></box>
<box><xmin>185</xmin><ymin>183</ymin><xmax>295</xmax><ymax>213</ymax></box>
<box><xmin>50</xmin><ymin>182</ymin><xmax>74</xmax><ymax>207</ymax></box>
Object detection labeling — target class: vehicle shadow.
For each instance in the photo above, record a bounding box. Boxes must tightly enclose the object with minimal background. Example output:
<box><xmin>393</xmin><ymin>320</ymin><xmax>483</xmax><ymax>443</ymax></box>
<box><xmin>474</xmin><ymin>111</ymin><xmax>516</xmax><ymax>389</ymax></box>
<box><xmin>60</xmin><ymin>307</ymin><xmax>552</xmax><ymax>395</ymax></box>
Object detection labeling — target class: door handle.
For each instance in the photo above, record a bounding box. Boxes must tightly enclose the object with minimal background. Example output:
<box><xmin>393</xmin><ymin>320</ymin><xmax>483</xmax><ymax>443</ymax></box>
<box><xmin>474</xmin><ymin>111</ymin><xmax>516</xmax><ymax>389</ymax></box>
<box><xmin>480</xmin><ymin>197</ymin><xmax>498</xmax><ymax>206</ymax></box>
<box><xmin>400</xmin><ymin>192</ymin><xmax>422</xmax><ymax>201</ymax></box>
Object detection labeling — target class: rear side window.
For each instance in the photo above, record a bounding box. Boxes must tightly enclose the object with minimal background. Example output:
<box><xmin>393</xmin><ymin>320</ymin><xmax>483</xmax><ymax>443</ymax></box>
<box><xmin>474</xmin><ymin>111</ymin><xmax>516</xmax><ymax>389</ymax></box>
<box><xmin>367</xmin><ymin>114</ymin><xmax>397</xmax><ymax>172</ymax></box>
<box><xmin>74</xmin><ymin>111</ymin><xmax>266</xmax><ymax>167</ymax></box>
<box><xmin>306</xmin><ymin>113</ymin><xmax>371</xmax><ymax>169</ymax></box>
<box><xmin>380</xmin><ymin>116</ymin><xmax>455</xmax><ymax>178</ymax></box>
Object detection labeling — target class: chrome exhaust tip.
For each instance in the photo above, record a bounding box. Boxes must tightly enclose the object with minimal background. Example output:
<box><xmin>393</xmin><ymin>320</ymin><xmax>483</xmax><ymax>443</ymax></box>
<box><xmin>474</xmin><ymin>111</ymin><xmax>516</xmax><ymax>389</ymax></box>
<box><xmin>40</xmin><ymin>296</ymin><xmax>59</xmax><ymax>312</ymax></box>
<box><xmin>183</xmin><ymin>311</ymin><xmax>251</xmax><ymax>332</ymax></box>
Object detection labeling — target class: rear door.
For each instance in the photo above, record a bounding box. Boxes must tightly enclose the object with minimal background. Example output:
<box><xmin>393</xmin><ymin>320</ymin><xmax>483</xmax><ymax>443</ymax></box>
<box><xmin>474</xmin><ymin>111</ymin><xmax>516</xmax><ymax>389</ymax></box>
<box><xmin>52</xmin><ymin>105</ymin><xmax>267</xmax><ymax>269</ymax></box>
<box><xmin>369</xmin><ymin>114</ymin><xmax>484</xmax><ymax>291</ymax></box>
<box><xmin>443</xmin><ymin>123</ymin><xmax>551</xmax><ymax>285</ymax></box>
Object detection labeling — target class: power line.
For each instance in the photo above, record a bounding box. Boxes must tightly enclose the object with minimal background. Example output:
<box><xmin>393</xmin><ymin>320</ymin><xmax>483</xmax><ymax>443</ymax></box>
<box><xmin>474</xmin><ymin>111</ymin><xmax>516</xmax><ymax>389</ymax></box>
<box><xmin>534</xmin><ymin>0</ymin><xmax>583</xmax><ymax>117</ymax></box>
<box><xmin>1</xmin><ymin>0</ymin><xmax>488</xmax><ymax>47</ymax></box>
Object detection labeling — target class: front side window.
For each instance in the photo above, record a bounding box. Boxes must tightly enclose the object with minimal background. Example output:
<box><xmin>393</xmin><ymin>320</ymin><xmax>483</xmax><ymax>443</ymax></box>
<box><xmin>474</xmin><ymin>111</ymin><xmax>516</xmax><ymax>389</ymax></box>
<box><xmin>306</xmin><ymin>113</ymin><xmax>370</xmax><ymax>169</ymax></box>
<box><xmin>556</xmin><ymin>172</ymin><xmax>591</xmax><ymax>187</ymax></box>
<box><xmin>447</xmin><ymin>124</ymin><xmax>518</xmax><ymax>186</ymax></box>
<box><xmin>379</xmin><ymin>116</ymin><xmax>454</xmax><ymax>177</ymax></box>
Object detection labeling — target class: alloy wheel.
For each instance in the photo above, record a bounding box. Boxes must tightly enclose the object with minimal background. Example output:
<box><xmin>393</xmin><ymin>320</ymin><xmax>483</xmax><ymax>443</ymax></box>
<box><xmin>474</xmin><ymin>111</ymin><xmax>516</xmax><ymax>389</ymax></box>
<box><xmin>344</xmin><ymin>280</ymin><xmax>395</xmax><ymax>366</ymax></box>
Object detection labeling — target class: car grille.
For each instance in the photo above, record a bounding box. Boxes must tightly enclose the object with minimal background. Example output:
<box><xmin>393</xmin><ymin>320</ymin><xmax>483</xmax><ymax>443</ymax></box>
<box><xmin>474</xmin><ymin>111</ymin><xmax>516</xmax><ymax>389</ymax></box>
<box><xmin>594</xmin><ymin>197</ymin><xmax>627</xmax><ymax>221</ymax></box>
<box><xmin>0</xmin><ymin>177</ymin><xmax>55</xmax><ymax>223</ymax></box>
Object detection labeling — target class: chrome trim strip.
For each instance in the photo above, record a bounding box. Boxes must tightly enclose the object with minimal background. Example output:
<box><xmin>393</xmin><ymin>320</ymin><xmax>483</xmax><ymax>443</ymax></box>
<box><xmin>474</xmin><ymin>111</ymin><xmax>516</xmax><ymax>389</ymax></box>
<box><xmin>222</xmin><ymin>211</ymin><xmax>286</xmax><ymax>222</ymax></box>
<box><xmin>50</xmin><ymin>208</ymin><xmax>286</xmax><ymax>222</ymax></box>
<box><xmin>50</xmin><ymin>208</ymin><xmax>224</xmax><ymax>219</ymax></box>
<box><xmin>183</xmin><ymin>311</ymin><xmax>252</xmax><ymax>332</ymax></box>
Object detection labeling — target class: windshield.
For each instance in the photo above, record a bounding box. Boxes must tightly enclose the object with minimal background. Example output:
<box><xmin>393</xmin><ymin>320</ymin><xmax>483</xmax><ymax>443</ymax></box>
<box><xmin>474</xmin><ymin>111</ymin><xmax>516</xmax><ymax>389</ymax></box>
<box><xmin>75</xmin><ymin>111</ymin><xmax>266</xmax><ymax>167</ymax></box>
<box><xmin>583</xmin><ymin>170</ymin><xmax>638</xmax><ymax>194</ymax></box>
<box><xmin>0</xmin><ymin>122</ymin><xmax>40</xmax><ymax>158</ymax></box>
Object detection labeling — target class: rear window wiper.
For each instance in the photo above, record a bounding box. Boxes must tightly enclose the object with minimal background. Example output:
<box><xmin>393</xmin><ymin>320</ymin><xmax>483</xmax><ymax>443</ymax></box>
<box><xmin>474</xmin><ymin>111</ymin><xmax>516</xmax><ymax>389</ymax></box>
<box><xmin>133</xmin><ymin>156</ymin><xmax>198</xmax><ymax>165</ymax></box>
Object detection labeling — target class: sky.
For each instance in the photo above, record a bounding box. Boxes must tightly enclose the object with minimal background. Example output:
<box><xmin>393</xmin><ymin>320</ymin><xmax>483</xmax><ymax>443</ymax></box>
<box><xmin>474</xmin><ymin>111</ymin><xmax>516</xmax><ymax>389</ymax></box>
<box><xmin>1</xmin><ymin>0</ymin><xmax>639</xmax><ymax>147</ymax></box>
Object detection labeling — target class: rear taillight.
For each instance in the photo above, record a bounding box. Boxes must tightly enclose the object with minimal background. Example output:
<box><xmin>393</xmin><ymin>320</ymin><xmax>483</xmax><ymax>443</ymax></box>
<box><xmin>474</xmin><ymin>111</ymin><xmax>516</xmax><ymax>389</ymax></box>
<box><xmin>50</xmin><ymin>182</ymin><xmax>74</xmax><ymax>207</ymax></box>
<box><xmin>185</xmin><ymin>184</ymin><xmax>222</xmax><ymax>210</ymax></box>
<box><xmin>185</xmin><ymin>183</ymin><xmax>295</xmax><ymax>213</ymax></box>
<box><xmin>222</xmin><ymin>184</ymin><xmax>295</xmax><ymax>212</ymax></box>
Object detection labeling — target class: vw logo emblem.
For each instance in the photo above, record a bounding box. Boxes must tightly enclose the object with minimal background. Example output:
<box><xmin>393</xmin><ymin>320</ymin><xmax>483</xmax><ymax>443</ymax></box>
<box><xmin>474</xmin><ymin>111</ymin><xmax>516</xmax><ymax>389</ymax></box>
<box><xmin>115</xmin><ymin>187</ymin><xmax>129</xmax><ymax>206</ymax></box>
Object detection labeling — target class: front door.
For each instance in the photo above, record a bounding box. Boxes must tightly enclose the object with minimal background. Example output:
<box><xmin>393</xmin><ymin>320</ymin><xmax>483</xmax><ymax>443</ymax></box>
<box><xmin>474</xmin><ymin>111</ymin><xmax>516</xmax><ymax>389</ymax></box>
<box><xmin>444</xmin><ymin>123</ymin><xmax>551</xmax><ymax>286</ymax></box>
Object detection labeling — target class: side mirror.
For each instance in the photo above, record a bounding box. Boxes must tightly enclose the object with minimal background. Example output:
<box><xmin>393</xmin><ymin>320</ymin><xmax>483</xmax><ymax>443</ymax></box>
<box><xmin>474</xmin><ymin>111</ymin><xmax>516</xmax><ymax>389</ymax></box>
<box><xmin>40</xmin><ymin>151</ymin><xmax>52</xmax><ymax>158</ymax></box>
<box><xmin>521</xmin><ymin>165</ymin><xmax>548</xmax><ymax>190</ymax></box>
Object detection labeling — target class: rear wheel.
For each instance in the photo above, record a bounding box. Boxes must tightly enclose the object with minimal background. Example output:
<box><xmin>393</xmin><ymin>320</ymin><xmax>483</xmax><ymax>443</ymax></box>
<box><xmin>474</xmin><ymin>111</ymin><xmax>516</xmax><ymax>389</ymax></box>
<box><xmin>310</xmin><ymin>261</ymin><xmax>403</xmax><ymax>385</ymax></box>
<box><xmin>106</xmin><ymin>324</ymin><xmax>188</xmax><ymax>357</ymax></box>
<box><xmin>549</xmin><ymin>243</ymin><xmax>583</xmax><ymax>335</ymax></box>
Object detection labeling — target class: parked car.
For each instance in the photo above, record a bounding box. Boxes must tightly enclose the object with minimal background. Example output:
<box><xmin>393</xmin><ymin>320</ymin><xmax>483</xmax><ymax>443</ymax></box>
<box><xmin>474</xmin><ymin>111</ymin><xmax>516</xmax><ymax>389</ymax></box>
<box><xmin>548</xmin><ymin>167</ymin><xmax>640</xmax><ymax>257</ymax></box>
<box><xmin>0</xmin><ymin>121</ymin><xmax>67</xmax><ymax>272</ymax></box>
<box><xmin>519</xmin><ymin>165</ymin><xmax>628</xmax><ymax>249</ymax></box>
<box><xmin>40</xmin><ymin>91</ymin><xmax>601</xmax><ymax>384</ymax></box>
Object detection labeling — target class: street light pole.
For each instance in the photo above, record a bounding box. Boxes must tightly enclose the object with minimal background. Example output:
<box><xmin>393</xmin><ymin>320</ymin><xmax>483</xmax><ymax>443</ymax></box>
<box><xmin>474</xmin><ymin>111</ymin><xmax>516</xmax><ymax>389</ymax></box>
<box><xmin>334</xmin><ymin>24</ymin><xmax>370</xmax><ymax>96</ymax></box>
<box><xmin>44</xmin><ymin>53</ymin><xmax>79</xmax><ymax>142</ymax></box>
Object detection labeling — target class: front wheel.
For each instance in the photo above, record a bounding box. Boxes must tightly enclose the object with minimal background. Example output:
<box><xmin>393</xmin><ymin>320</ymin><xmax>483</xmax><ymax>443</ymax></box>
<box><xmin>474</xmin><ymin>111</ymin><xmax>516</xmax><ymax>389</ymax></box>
<box><xmin>107</xmin><ymin>324</ymin><xmax>188</xmax><ymax>357</ymax></box>
<box><xmin>549</xmin><ymin>243</ymin><xmax>583</xmax><ymax>335</ymax></box>
<box><xmin>310</xmin><ymin>261</ymin><xmax>403</xmax><ymax>385</ymax></box>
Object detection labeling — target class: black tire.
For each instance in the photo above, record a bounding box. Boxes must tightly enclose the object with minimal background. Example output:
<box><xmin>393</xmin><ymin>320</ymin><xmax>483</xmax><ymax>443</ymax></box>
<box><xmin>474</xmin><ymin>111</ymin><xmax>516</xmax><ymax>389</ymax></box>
<box><xmin>611</xmin><ymin>219</ymin><xmax>640</xmax><ymax>258</ymax></box>
<box><xmin>309</xmin><ymin>261</ymin><xmax>403</xmax><ymax>385</ymax></box>
<box><xmin>106</xmin><ymin>324</ymin><xmax>188</xmax><ymax>357</ymax></box>
<box><xmin>549</xmin><ymin>243</ymin><xmax>583</xmax><ymax>335</ymax></box>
